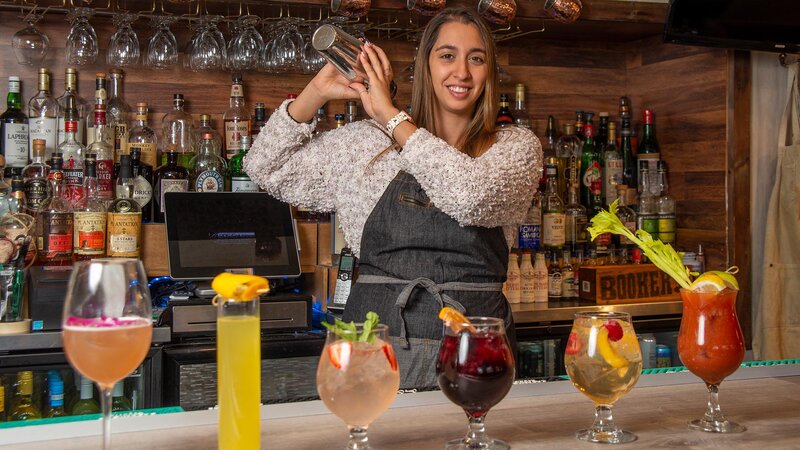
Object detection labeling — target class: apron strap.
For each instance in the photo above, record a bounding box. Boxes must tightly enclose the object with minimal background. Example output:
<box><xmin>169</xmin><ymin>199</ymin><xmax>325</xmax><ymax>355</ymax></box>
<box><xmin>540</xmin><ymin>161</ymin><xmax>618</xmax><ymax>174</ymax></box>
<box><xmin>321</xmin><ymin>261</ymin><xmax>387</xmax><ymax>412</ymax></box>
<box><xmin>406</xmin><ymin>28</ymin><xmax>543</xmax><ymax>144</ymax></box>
<box><xmin>356</xmin><ymin>274</ymin><xmax>503</xmax><ymax>348</ymax></box>
<box><xmin>778</xmin><ymin>66</ymin><xmax>800</xmax><ymax>146</ymax></box>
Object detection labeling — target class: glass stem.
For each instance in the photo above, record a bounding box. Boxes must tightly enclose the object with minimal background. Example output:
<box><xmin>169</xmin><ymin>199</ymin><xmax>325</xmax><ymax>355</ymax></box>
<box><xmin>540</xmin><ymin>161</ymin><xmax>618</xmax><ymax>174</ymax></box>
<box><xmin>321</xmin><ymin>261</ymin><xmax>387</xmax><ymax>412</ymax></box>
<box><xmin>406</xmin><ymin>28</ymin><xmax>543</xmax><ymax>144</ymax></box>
<box><xmin>592</xmin><ymin>405</ymin><xmax>618</xmax><ymax>434</ymax></box>
<box><xmin>347</xmin><ymin>426</ymin><xmax>370</xmax><ymax>450</ymax></box>
<box><xmin>464</xmin><ymin>415</ymin><xmax>488</xmax><ymax>446</ymax></box>
<box><xmin>703</xmin><ymin>383</ymin><xmax>725</xmax><ymax>423</ymax></box>
<box><xmin>100</xmin><ymin>385</ymin><xmax>113</xmax><ymax>450</ymax></box>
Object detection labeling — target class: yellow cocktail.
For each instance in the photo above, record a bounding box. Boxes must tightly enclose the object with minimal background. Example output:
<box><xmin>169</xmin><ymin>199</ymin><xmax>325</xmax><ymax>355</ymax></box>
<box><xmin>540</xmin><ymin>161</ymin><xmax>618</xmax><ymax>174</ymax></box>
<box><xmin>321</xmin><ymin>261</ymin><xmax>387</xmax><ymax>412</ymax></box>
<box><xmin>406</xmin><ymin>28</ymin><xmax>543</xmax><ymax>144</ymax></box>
<box><xmin>218</xmin><ymin>315</ymin><xmax>261</xmax><ymax>449</ymax></box>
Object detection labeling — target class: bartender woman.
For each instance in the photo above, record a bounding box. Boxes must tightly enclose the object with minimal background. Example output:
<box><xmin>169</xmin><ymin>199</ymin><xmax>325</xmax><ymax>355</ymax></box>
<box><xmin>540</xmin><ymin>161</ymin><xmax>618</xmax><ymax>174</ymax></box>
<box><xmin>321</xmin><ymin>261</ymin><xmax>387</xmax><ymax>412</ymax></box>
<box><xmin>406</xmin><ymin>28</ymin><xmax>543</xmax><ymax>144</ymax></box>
<box><xmin>245</xmin><ymin>6</ymin><xmax>542</xmax><ymax>389</ymax></box>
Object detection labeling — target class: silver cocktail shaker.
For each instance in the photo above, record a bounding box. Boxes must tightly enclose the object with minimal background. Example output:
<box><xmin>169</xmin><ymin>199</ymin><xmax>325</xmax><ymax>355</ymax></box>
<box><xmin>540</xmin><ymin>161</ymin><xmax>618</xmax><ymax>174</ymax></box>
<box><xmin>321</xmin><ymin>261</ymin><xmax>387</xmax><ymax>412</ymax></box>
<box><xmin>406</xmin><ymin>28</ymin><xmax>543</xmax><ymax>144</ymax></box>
<box><xmin>312</xmin><ymin>24</ymin><xmax>398</xmax><ymax>98</ymax></box>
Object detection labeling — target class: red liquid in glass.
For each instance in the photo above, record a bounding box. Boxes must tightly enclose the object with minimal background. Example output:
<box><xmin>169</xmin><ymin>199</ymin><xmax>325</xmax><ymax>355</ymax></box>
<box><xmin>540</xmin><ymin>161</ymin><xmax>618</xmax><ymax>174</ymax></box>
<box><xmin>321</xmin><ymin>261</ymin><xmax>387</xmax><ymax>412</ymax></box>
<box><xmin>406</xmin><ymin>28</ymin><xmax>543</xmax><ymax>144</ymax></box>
<box><xmin>436</xmin><ymin>331</ymin><xmax>515</xmax><ymax>418</ymax></box>
<box><xmin>678</xmin><ymin>289</ymin><xmax>745</xmax><ymax>386</ymax></box>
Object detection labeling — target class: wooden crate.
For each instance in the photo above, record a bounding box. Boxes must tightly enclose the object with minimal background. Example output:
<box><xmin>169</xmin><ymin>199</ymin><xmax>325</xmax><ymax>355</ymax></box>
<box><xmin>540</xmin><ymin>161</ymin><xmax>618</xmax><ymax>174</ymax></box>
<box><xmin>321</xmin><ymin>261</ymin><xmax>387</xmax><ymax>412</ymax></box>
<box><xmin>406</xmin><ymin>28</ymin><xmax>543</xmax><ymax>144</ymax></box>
<box><xmin>578</xmin><ymin>264</ymin><xmax>681</xmax><ymax>304</ymax></box>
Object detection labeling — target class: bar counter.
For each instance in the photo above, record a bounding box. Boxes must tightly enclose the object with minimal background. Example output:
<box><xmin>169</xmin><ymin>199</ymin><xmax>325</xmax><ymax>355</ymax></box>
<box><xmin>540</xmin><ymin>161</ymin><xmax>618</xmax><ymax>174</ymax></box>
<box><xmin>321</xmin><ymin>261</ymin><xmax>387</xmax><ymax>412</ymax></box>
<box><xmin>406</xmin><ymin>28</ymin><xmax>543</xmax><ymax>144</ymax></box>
<box><xmin>2</xmin><ymin>364</ymin><xmax>798</xmax><ymax>449</ymax></box>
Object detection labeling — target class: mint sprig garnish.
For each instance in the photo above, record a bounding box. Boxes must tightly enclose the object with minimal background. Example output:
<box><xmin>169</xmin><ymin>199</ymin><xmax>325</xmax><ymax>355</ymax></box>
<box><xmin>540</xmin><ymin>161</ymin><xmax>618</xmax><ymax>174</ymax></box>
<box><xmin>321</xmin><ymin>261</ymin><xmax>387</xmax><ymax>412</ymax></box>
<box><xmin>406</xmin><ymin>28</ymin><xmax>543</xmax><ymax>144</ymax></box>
<box><xmin>322</xmin><ymin>311</ymin><xmax>380</xmax><ymax>343</ymax></box>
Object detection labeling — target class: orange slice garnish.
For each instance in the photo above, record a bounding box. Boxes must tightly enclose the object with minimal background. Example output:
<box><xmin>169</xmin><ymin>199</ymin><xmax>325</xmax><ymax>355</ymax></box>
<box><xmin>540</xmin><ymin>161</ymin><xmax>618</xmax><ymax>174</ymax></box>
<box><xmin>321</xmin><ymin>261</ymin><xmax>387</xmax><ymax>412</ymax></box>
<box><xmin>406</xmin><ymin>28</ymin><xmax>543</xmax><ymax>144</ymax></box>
<box><xmin>438</xmin><ymin>307</ymin><xmax>477</xmax><ymax>334</ymax></box>
<box><xmin>212</xmin><ymin>273</ymin><xmax>269</xmax><ymax>301</ymax></box>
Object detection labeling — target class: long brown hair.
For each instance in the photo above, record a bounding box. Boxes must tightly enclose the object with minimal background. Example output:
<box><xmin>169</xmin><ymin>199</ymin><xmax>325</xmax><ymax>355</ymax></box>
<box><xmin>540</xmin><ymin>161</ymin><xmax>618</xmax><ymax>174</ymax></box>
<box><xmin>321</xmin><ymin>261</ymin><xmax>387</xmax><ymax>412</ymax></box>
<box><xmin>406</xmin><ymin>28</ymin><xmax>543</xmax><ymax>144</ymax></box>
<box><xmin>411</xmin><ymin>6</ymin><xmax>498</xmax><ymax>158</ymax></box>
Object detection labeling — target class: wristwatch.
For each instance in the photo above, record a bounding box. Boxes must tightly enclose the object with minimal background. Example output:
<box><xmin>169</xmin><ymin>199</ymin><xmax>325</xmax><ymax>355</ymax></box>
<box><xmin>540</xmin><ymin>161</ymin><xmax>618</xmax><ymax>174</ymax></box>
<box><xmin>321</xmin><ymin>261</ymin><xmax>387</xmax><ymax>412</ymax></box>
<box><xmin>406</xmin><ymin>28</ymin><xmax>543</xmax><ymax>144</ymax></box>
<box><xmin>385</xmin><ymin>111</ymin><xmax>413</xmax><ymax>137</ymax></box>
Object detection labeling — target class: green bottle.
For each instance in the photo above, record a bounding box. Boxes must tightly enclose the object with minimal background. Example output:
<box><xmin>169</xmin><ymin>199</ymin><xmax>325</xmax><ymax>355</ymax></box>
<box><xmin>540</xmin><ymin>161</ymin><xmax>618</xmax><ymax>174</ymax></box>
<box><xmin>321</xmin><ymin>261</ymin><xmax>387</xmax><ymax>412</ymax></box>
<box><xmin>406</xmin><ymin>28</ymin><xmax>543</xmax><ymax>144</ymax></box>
<box><xmin>71</xmin><ymin>376</ymin><xmax>100</xmax><ymax>415</ymax></box>
<box><xmin>228</xmin><ymin>134</ymin><xmax>258</xmax><ymax>192</ymax></box>
<box><xmin>579</xmin><ymin>123</ymin><xmax>601</xmax><ymax>207</ymax></box>
<box><xmin>111</xmin><ymin>382</ymin><xmax>132</xmax><ymax>412</ymax></box>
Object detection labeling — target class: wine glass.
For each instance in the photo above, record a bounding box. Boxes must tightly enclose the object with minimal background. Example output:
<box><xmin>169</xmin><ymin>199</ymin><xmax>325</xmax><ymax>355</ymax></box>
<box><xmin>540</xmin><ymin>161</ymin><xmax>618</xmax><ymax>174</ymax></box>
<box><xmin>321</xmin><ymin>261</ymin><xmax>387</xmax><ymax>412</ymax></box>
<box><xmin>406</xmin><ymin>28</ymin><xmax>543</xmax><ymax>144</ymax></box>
<box><xmin>12</xmin><ymin>12</ymin><xmax>50</xmax><ymax>66</ymax></box>
<box><xmin>564</xmin><ymin>311</ymin><xmax>642</xmax><ymax>444</ymax></box>
<box><xmin>228</xmin><ymin>15</ymin><xmax>263</xmax><ymax>72</ymax></box>
<box><xmin>147</xmin><ymin>16</ymin><xmax>179</xmax><ymax>69</ymax></box>
<box><xmin>62</xmin><ymin>258</ymin><xmax>153</xmax><ymax>449</ymax></box>
<box><xmin>316</xmin><ymin>323</ymin><xmax>400</xmax><ymax>449</ymax></box>
<box><xmin>107</xmin><ymin>12</ymin><xmax>140</xmax><ymax>67</ymax></box>
<box><xmin>66</xmin><ymin>7</ymin><xmax>99</xmax><ymax>66</ymax></box>
<box><xmin>436</xmin><ymin>317</ymin><xmax>515</xmax><ymax>450</ymax></box>
<box><xmin>677</xmin><ymin>288</ymin><xmax>746</xmax><ymax>433</ymax></box>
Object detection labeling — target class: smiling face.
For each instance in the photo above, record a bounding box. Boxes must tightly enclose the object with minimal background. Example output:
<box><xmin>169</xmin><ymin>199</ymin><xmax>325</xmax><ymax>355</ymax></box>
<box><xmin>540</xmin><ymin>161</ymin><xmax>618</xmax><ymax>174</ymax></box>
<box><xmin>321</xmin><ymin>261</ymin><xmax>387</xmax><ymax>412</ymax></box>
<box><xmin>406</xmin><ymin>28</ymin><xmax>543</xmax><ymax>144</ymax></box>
<box><xmin>427</xmin><ymin>21</ymin><xmax>489</xmax><ymax>123</ymax></box>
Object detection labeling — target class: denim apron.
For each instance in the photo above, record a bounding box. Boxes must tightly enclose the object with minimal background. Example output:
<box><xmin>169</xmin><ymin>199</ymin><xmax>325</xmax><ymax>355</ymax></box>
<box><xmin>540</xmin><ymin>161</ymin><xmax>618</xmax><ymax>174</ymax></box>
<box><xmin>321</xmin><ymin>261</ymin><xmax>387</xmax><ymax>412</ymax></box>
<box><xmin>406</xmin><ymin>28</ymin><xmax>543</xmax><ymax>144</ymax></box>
<box><xmin>342</xmin><ymin>171</ymin><xmax>514</xmax><ymax>390</ymax></box>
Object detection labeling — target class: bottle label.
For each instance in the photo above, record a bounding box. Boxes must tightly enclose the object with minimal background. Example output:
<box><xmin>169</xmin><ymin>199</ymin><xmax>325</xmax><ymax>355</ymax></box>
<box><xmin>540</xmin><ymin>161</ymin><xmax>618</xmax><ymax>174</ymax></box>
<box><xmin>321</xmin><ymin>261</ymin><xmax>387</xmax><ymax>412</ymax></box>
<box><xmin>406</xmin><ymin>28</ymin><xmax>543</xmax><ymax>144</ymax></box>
<box><xmin>638</xmin><ymin>215</ymin><xmax>659</xmax><ymax>238</ymax></box>
<box><xmin>3</xmin><ymin>123</ymin><xmax>30</xmax><ymax>168</ymax></box>
<box><xmin>565</xmin><ymin>213</ymin><xmax>587</xmax><ymax>245</ymax></box>
<box><xmin>533</xmin><ymin>270</ymin><xmax>548</xmax><ymax>302</ymax></box>
<box><xmin>128</xmin><ymin>142</ymin><xmax>157</xmax><ymax>169</ymax></box>
<box><xmin>50</xmin><ymin>393</ymin><xmax>64</xmax><ymax>408</ymax></box>
<box><xmin>41</xmin><ymin>212</ymin><xmax>74</xmax><ymax>259</ymax></box>
<box><xmin>28</xmin><ymin>117</ymin><xmax>56</xmax><ymax>160</ymax></box>
<box><xmin>620</xmin><ymin>220</ymin><xmax>636</xmax><ymax>245</ymax></box>
<box><xmin>224</xmin><ymin>120</ymin><xmax>251</xmax><ymax>159</ymax></box>
<box><xmin>114</xmin><ymin>123</ymin><xmax>129</xmax><ymax>159</ymax></box>
<box><xmin>582</xmin><ymin>160</ymin><xmax>602</xmax><ymax>191</ymax></box>
<box><xmin>159</xmin><ymin>179</ymin><xmax>189</xmax><ymax>212</ymax></box>
<box><xmin>97</xmin><ymin>158</ymin><xmax>115</xmax><ymax>199</ymax></box>
<box><xmin>107</xmin><ymin>212</ymin><xmax>142</xmax><ymax>257</ymax></box>
<box><xmin>195</xmin><ymin>170</ymin><xmax>225</xmax><ymax>192</ymax></box>
<box><xmin>548</xmin><ymin>272</ymin><xmax>562</xmax><ymax>298</ymax></box>
<box><xmin>567</xmin><ymin>155</ymin><xmax>580</xmax><ymax>189</ymax></box>
<box><xmin>561</xmin><ymin>269</ymin><xmax>578</xmax><ymax>298</ymax></box>
<box><xmin>57</xmin><ymin>117</ymin><xmax>86</xmax><ymax>146</ymax></box>
<box><xmin>24</xmin><ymin>178</ymin><xmax>50</xmax><ymax>211</ymax></box>
<box><xmin>74</xmin><ymin>211</ymin><xmax>107</xmax><ymax>255</ymax></box>
<box><xmin>658</xmin><ymin>214</ymin><xmax>676</xmax><ymax>243</ymax></box>
<box><xmin>231</xmin><ymin>177</ymin><xmax>259</xmax><ymax>192</ymax></box>
<box><xmin>230</xmin><ymin>84</ymin><xmax>243</xmax><ymax>98</ymax></box>
<box><xmin>520</xmin><ymin>268</ymin><xmax>536</xmax><ymax>298</ymax></box>
<box><xmin>62</xmin><ymin>162</ymin><xmax>85</xmax><ymax>206</ymax></box>
<box><xmin>133</xmin><ymin>176</ymin><xmax>153</xmax><ymax>207</ymax></box>
<box><xmin>542</xmin><ymin>212</ymin><xmax>566</xmax><ymax>247</ymax></box>
<box><xmin>518</xmin><ymin>224</ymin><xmax>541</xmax><ymax>251</ymax></box>
<box><xmin>604</xmin><ymin>159</ymin><xmax>623</xmax><ymax>203</ymax></box>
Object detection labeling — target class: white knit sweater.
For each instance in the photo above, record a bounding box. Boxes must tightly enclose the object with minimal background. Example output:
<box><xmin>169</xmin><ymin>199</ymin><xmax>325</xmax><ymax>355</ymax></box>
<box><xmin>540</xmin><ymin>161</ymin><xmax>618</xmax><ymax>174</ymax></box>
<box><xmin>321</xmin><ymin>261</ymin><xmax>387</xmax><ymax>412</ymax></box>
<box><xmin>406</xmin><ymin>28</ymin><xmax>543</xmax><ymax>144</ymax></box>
<box><xmin>244</xmin><ymin>100</ymin><xmax>543</xmax><ymax>257</ymax></box>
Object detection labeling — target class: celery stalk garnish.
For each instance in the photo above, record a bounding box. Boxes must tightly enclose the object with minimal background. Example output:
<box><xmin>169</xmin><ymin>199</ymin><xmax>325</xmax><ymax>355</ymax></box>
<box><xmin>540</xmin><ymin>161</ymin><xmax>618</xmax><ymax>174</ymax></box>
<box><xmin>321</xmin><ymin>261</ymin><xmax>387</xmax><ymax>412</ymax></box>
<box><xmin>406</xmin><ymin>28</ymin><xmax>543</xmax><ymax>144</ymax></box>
<box><xmin>322</xmin><ymin>311</ymin><xmax>379</xmax><ymax>343</ymax></box>
<box><xmin>586</xmin><ymin>200</ymin><xmax>694</xmax><ymax>290</ymax></box>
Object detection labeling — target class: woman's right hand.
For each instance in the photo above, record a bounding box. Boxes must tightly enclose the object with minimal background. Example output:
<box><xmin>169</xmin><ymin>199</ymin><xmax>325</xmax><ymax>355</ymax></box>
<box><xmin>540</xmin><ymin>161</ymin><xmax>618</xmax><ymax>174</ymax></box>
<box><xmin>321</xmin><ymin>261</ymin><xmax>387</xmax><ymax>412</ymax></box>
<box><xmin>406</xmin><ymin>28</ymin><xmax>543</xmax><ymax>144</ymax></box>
<box><xmin>289</xmin><ymin>63</ymin><xmax>360</xmax><ymax>123</ymax></box>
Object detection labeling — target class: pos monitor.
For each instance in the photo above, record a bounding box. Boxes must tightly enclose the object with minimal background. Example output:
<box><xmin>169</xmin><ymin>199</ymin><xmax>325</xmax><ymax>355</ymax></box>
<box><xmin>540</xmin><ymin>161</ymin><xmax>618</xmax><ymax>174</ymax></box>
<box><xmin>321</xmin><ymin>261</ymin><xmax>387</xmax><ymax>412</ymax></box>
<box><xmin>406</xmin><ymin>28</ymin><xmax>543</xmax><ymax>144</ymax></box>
<box><xmin>163</xmin><ymin>192</ymin><xmax>301</xmax><ymax>280</ymax></box>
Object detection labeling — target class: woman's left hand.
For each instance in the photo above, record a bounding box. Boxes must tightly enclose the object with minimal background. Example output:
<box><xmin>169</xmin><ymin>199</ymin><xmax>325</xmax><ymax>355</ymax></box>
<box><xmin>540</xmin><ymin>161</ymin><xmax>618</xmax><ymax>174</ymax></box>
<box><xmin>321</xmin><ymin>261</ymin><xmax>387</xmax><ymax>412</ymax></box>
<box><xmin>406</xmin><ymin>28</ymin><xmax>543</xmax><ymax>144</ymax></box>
<box><xmin>351</xmin><ymin>42</ymin><xmax>400</xmax><ymax>126</ymax></box>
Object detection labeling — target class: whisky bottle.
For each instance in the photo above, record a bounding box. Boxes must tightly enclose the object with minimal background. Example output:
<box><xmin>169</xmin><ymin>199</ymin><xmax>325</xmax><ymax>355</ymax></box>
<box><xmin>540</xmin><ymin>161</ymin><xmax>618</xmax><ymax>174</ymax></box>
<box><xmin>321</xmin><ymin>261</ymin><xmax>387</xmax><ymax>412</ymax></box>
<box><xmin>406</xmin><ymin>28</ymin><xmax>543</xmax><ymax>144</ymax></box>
<box><xmin>153</xmin><ymin>149</ymin><xmax>188</xmax><ymax>223</ymax></box>
<box><xmin>541</xmin><ymin>163</ymin><xmax>565</xmax><ymax>250</ymax></box>
<box><xmin>73</xmin><ymin>154</ymin><xmax>107</xmax><ymax>260</ymax></box>
<box><xmin>27</xmin><ymin>68</ymin><xmax>58</xmax><ymax>166</ymax></box>
<box><xmin>87</xmin><ymin>73</ymin><xmax>114</xmax><ymax>204</ymax></box>
<box><xmin>195</xmin><ymin>114</ymin><xmax>222</xmax><ymax>156</ymax></box>
<box><xmin>9</xmin><ymin>371</ymin><xmax>41</xmax><ymax>421</ymax></box>
<box><xmin>564</xmin><ymin>184</ymin><xmax>587</xmax><ymax>256</ymax></box>
<box><xmin>495</xmin><ymin>93</ymin><xmax>515</xmax><ymax>128</ymax></box>
<box><xmin>223</xmin><ymin>74</ymin><xmax>251</xmax><ymax>160</ymax></box>
<box><xmin>547</xmin><ymin>251</ymin><xmax>562</xmax><ymax>301</ymax></box>
<box><xmin>56</xmin><ymin>67</ymin><xmax>90</xmax><ymax>146</ymax></box>
<box><xmin>190</xmin><ymin>132</ymin><xmax>227</xmax><ymax>192</ymax></box>
<box><xmin>106</xmin><ymin>155</ymin><xmax>142</xmax><ymax>258</ymax></box>
<box><xmin>107</xmin><ymin>68</ymin><xmax>131</xmax><ymax>163</ymax></box>
<box><xmin>3</xmin><ymin>76</ymin><xmax>30</xmax><ymax>177</ymax></box>
<box><xmin>127</xmin><ymin>102</ymin><xmax>158</xmax><ymax>170</ymax></box>
<box><xmin>130</xmin><ymin>148</ymin><xmax>153</xmax><ymax>223</ymax></box>
<box><xmin>22</xmin><ymin>139</ymin><xmax>51</xmax><ymax>214</ymax></box>
<box><xmin>556</xmin><ymin>124</ymin><xmax>581</xmax><ymax>202</ymax></box>
<box><xmin>37</xmin><ymin>153</ymin><xmax>74</xmax><ymax>266</ymax></box>
<box><xmin>71</xmin><ymin>376</ymin><xmax>100</xmax><ymax>416</ymax></box>
<box><xmin>229</xmin><ymin>134</ymin><xmax>258</xmax><ymax>192</ymax></box>
<box><xmin>512</xmin><ymin>84</ymin><xmax>531</xmax><ymax>130</ymax></box>
<box><xmin>161</xmin><ymin>93</ymin><xmax>195</xmax><ymax>168</ymax></box>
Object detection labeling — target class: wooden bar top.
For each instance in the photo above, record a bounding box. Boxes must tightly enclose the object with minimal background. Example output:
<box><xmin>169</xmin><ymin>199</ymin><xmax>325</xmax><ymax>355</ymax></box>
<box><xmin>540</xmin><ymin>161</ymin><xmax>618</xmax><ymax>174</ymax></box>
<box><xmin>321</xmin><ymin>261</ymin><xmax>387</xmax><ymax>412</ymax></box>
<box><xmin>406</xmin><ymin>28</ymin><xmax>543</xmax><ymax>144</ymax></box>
<box><xmin>3</xmin><ymin>367</ymin><xmax>800</xmax><ymax>449</ymax></box>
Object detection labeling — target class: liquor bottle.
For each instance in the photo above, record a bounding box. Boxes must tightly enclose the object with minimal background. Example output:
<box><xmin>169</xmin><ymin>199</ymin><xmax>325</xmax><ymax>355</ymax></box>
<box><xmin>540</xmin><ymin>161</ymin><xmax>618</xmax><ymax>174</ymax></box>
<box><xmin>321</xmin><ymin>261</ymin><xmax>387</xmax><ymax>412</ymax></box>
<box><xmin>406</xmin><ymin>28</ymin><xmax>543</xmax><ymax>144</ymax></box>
<box><xmin>556</xmin><ymin>123</ymin><xmax>581</xmax><ymax>202</ymax></box>
<box><xmin>59</xmin><ymin>97</ymin><xmax>85</xmax><ymax>207</ymax></box>
<box><xmin>512</xmin><ymin>84</ymin><xmax>531</xmax><ymax>130</ymax></box>
<box><xmin>615</xmin><ymin>185</ymin><xmax>637</xmax><ymax>253</ymax></box>
<box><xmin>561</xmin><ymin>250</ymin><xmax>578</xmax><ymax>299</ymax></box>
<box><xmin>57</xmin><ymin>68</ymin><xmax>90</xmax><ymax>146</ymax></box>
<box><xmin>637</xmin><ymin>108</ymin><xmax>660</xmax><ymax>192</ymax></box>
<box><xmin>230</xmin><ymin>135</ymin><xmax>258</xmax><ymax>192</ymax></box>
<box><xmin>252</xmin><ymin>102</ymin><xmax>267</xmax><ymax>140</ymax></box>
<box><xmin>589</xmin><ymin>180</ymin><xmax>611</xmax><ymax>257</ymax></box>
<box><xmin>519</xmin><ymin>249</ymin><xmax>535</xmax><ymax>303</ymax></box>
<box><xmin>573</xmin><ymin>110</ymin><xmax>585</xmax><ymax>142</ymax></box>
<box><xmin>547</xmin><ymin>251</ymin><xmax>562</xmax><ymax>301</ymax></box>
<box><xmin>8</xmin><ymin>176</ymin><xmax>25</xmax><ymax>213</ymax></box>
<box><xmin>111</xmin><ymin>381</ymin><xmax>132</xmax><ymax>412</ymax></box>
<box><xmin>107</xmin><ymin>68</ymin><xmax>131</xmax><ymax>163</ymax></box>
<box><xmin>37</xmin><ymin>153</ymin><xmax>73</xmax><ymax>266</ymax></box>
<box><xmin>619</xmin><ymin>115</ymin><xmax>636</xmax><ymax>190</ymax></box>
<box><xmin>495</xmin><ymin>93</ymin><xmax>515</xmax><ymax>128</ymax></box>
<box><xmin>195</xmin><ymin>114</ymin><xmax>223</xmax><ymax>156</ymax></box>
<box><xmin>71</xmin><ymin>376</ymin><xmax>100</xmax><ymax>415</ymax></box>
<box><xmin>130</xmin><ymin>148</ymin><xmax>153</xmax><ymax>223</ymax></box>
<box><xmin>9</xmin><ymin>372</ymin><xmax>41</xmax><ymax>421</ymax></box>
<box><xmin>579</xmin><ymin>123</ymin><xmax>601</xmax><ymax>208</ymax></box>
<box><xmin>656</xmin><ymin>161</ymin><xmax>676</xmax><ymax>244</ymax></box>
<box><xmin>27</xmin><ymin>68</ymin><xmax>58</xmax><ymax>165</ymax></box>
<box><xmin>603</xmin><ymin>121</ymin><xmax>623</xmax><ymax>205</ymax></box>
<box><xmin>314</xmin><ymin>105</ymin><xmax>331</xmax><ymax>134</ymax></box>
<box><xmin>46</xmin><ymin>377</ymin><xmax>67</xmax><ymax>418</ymax></box>
<box><xmin>637</xmin><ymin>167</ymin><xmax>658</xmax><ymax>239</ymax></box>
<box><xmin>153</xmin><ymin>149</ymin><xmax>189</xmax><ymax>223</ymax></box>
<box><xmin>541</xmin><ymin>163</ymin><xmax>565</xmax><ymax>250</ymax></box>
<box><xmin>335</xmin><ymin>113</ymin><xmax>345</xmax><ymax>128</ymax></box>
<box><xmin>0</xmin><ymin>381</ymin><xmax>4</xmax><ymax>422</ymax></box>
<box><xmin>127</xmin><ymin>102</ymin><xmax>158</xmax><ymax>170</ymax></box>
<box><xmin>161</xmin><ymin>93</ymin><xmax>194</xmax><ymax>168</ymax></box>
<box><xmin>87</xmin><ymin>81</ymin><xmax>115</xmax><ymax>204</ymax></box>
<box><xmin>73</xmin><ymin>154</ymin><xmax>107</xmax><ymax>260</ymax></box>
<box><xmin>503</xmin><ymin>250</ymin><xmax>521</xmax><ymax>304</ymax></box>
<box><xmin>595</xmin><ymin>112</ymin><xmax>609</xmax><ymax>154</ymax></box>
<box><xmin>190</xmin><ymin>132</ymin><xmax>227</xmax><ymax>192</ymax></box>
<box><xmin>0</xmin><ymin>158</ymin><xmax>10</xmax><ymax>217</ymax></box>
<box><xmin>544</xmin><ymin>116</ymin><xmax>558</xmax><ymax>155</ymax></box>
<box><xmin>3</xmin><ymin>77</ymin><xmax>30</xmax><ymax>177</ymax></box>
<box><xmin>518</xmin><ymin>189</ymin><xmax>541</xmax><ymax>252</ymax></box>
<box><xmin>564</xmin><ymin>184</ymin><xmax>587</xmax><ymax>256</ymax></box>
<box><xmin>107</xmin><ymin>155</ymin><xmax>142</xmax><ymax>258</ymax></box>
<box><xmin>533</xmin><ymin>252</ymin><xmax>548</xmax><ymax>303</ymax></box>
<box><xmin>223</xmin><ymin>74</ymin><xmax>251</xmax><ymax>160</ymax></box>
<box><xmin>542</xmin><ymin>120</ymin><xmax>561</xmax><ymax>193</ymax></box>
<box><xmin>344</xmin><ymin>100</ymin><xmax>358</xmax><ymax>123</ymax></box>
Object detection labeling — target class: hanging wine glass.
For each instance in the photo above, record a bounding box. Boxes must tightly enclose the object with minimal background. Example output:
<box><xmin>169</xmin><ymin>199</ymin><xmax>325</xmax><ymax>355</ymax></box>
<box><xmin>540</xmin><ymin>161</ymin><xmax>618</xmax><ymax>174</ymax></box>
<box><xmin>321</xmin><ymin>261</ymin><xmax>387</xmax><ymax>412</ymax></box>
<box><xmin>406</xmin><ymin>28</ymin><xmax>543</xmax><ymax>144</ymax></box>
<box><xmin>300</xmin><ymin>23</ymin><xmax>326</xmax><ymax>74</ymax></box>
<box><xmin>228</xmin><ymin>15</ymin><xmax>263</xmax><ymax>72</ymax></box>
<box><xmin>66</xmin><ymin>7</ymin><xmax>99</xmax><ymax>66</ymax></box>
<box><xmin>12</xmin><ymin>11</ymin><xmax>50</xmax><ymax>66</ymax></box>
<box><xmin>107</xmin><ymin>12</ymin><xmax>140</xmax><ymax>67</ymax></box>
<box><xmin>258</xmin><ymin>24</ymin><xmax>280</xmax><ymax>73</ymax></box>
<box><xmin>147</xmin><ymin>16</ymin><xmax>179</xmax><ymax>69</ymax></box>
<box><xmin>188</xmin><ymin>16</ymin><xmax>225</xmax><ymax>71</ymax></box>
<box><xmin>208</xmin><ymin>16</ymin><xmax>228</xmax><ymax>68</ymax></box>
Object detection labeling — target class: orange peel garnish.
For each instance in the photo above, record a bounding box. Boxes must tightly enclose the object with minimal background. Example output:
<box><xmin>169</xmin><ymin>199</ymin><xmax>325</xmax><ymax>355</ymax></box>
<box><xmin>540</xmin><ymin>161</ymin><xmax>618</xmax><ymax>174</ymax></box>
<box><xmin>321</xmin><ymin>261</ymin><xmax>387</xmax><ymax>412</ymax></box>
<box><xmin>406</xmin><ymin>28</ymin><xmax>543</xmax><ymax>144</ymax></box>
<box><xmin>212</xmin><ymin>273</ymin><xmax>269</xmax><ymax>301</ymax></box>
<box><xmin>438</xmin><ymin>307</ymin><xmax>477</xmax><ymax>334</ymax></box>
